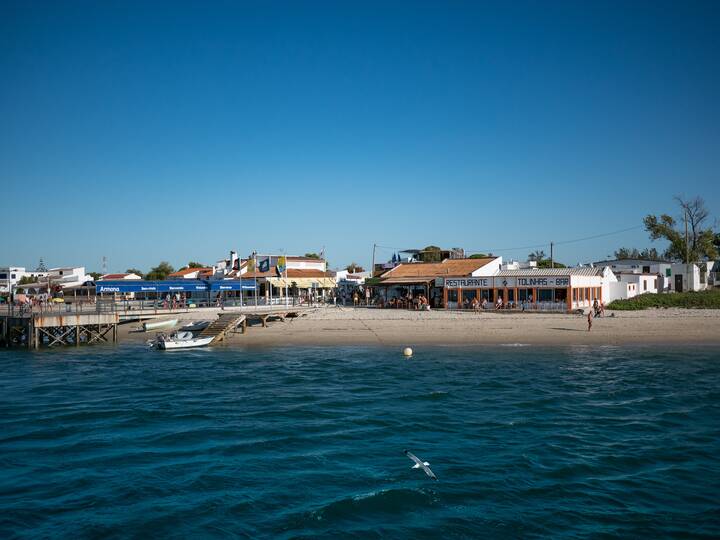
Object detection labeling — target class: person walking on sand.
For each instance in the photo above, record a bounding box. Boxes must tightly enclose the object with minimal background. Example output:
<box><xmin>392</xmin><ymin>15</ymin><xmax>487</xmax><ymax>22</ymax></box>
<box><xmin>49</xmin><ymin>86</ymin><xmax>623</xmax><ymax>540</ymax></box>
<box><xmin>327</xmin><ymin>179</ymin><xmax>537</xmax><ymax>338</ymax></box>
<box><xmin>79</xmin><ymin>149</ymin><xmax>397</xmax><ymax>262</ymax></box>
<box><xmin>587</xmin><ymin>310</ymin><xmax>593</xmax><ymax>331</ymax></box>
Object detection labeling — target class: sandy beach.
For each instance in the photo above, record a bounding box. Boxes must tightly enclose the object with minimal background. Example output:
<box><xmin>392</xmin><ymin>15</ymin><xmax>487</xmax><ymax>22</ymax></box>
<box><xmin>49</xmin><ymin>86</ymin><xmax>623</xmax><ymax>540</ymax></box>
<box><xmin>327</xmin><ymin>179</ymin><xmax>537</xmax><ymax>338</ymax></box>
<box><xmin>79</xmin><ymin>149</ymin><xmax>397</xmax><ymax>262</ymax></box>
<box><xmin>118</xmin><ymin>307</ymin><xmax>720</xmax><ymax>347</ymax></box>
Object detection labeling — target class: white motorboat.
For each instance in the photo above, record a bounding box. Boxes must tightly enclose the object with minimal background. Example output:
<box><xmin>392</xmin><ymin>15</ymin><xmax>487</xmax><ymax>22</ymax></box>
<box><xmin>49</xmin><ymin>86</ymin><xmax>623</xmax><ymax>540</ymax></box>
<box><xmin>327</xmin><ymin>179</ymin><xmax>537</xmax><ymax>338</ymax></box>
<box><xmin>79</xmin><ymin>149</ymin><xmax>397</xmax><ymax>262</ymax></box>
<box><xmin>155</xmin><ymin>331</ymin><xmax>214</xmax><ymax>350</ymax></box>
<box><xmin>143</xmin><ymin>319</ymin><xmax>178</xmax><ymax>331</ymax></box>
<box><xmin>179</xmin><ymin>320</ymin><xmax>210</xmax><ymax>332</ymax></box>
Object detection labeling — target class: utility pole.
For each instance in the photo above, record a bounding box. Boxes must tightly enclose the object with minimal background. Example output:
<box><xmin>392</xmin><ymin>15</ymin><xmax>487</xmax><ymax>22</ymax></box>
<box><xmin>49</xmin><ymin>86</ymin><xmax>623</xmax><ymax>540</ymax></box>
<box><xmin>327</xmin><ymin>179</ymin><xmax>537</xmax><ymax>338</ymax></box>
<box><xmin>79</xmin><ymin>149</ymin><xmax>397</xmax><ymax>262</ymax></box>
<box><xmin>550</xmin><ymin>242</ymin><xmax>554</xmax><ymax>269</ymax></box>
<box><xmin>371</xmin><ymin>243</ymin><xmax>376</xmax><ymax>277</ymax></box>
<box><xmin>685</xmin><ymin>210</ymin><xmax>690</xmax><ymax>290</ymax></box>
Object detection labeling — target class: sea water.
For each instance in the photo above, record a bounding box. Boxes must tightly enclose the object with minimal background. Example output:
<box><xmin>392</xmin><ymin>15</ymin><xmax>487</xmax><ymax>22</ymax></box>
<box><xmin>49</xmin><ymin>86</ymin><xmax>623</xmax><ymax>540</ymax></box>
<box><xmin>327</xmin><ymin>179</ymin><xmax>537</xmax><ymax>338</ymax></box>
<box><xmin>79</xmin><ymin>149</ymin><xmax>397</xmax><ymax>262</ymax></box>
<box><xmin>0</xmin><ymin>344</ymin><xmax>718</xmax><ymax>538</ymax></box>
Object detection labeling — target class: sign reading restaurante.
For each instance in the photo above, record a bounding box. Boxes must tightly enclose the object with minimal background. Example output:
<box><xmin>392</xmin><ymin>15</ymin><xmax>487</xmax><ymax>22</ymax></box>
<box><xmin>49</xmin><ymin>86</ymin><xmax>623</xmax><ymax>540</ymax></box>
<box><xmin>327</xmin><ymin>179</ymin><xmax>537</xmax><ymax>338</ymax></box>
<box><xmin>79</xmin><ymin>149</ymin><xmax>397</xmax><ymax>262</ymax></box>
<box><xmin>443</xmin><ymin>276</ymin><xmax>571</xmax><ymax>289</ymax></box>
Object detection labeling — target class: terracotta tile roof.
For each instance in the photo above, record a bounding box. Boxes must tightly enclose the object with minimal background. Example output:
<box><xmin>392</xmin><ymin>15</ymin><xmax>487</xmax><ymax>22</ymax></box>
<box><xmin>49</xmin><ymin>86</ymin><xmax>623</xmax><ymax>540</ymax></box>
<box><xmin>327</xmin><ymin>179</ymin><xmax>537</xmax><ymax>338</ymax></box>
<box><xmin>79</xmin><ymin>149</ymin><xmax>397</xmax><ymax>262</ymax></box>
<box><xmin>496</xmin><ymin>267</ymin><xmax>605</xmax><ymax>277</ymax></box>
<box><xmin>381</xmin><ymin>258</ymin><xmax>496</xmax><ymax>279</ymax></box>
<box><xmin>287</xmin><ymin>269</ymin><xmax>332</xmax><ymax>278</ymax></box>
<box><xmin>167</xmin><ymin>267</ymin><xmax>212</xmax><ymax>278</ymax></box>
<box><xmin>100</xmin><ymin>273</ymin><xmax>139</xmax><ymax>280</ymax></box>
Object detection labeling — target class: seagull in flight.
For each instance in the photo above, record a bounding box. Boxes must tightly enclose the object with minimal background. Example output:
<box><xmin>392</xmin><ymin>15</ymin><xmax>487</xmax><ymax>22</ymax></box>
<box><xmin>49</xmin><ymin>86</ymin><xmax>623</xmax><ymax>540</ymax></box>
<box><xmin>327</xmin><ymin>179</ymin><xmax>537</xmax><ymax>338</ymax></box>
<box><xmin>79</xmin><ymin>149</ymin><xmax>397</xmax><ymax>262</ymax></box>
<box><xmin>404</xmin><ymin>450</ymin><xmax>438</xmax><ymax>480</ymax></box>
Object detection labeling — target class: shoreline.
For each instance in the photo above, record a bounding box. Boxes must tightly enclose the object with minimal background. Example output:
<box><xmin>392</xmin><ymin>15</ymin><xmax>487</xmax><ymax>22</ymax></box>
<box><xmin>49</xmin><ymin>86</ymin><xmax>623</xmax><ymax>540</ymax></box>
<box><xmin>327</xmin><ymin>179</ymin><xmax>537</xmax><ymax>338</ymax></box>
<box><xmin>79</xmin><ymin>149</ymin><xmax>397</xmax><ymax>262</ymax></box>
<box><xmin>115</xmin><ymin>307</ymin><xmax>720</xmax><ymax>348</ymax></box>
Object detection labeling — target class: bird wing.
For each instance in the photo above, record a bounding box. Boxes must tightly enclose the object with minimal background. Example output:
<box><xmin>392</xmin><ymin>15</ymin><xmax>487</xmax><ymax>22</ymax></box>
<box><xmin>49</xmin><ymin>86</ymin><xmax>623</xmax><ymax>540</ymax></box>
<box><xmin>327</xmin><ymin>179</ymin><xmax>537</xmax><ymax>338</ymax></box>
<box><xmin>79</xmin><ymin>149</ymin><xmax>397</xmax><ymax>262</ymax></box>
<box><xmin>404</xmin><ymin>450</ymin><xmax>423</xmax><ymax>467</ymax></box>
<box><xmin>422</xmin><ymin>464</ymin><xmax>438</xmax><ymax>480</ymax></box>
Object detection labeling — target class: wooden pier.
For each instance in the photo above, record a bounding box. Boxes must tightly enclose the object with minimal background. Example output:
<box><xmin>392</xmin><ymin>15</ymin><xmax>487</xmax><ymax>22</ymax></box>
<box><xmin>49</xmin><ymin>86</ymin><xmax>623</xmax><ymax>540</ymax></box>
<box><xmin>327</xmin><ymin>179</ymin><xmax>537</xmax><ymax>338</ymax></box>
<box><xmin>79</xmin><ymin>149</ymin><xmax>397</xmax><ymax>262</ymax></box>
<box><xmin>1</xmin><ymin>311</ymin><xmax>119</xmax><ymax>349</ymax></box>
<box><xmin>2</xmin><ymin>304</ymin><xmax>309</xmax><ymax>349</ymax></box>
<box><xmin>200</xmin><ymin>313</ymin><xmax>247</xmax><ymax>344</ymax></box>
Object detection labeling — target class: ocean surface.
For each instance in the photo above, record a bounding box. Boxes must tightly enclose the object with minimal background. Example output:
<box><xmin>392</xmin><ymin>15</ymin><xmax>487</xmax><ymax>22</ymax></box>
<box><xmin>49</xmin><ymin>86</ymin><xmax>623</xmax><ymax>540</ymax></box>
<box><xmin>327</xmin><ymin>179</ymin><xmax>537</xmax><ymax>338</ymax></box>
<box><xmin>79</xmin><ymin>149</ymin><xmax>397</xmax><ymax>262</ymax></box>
<box><xmin>0</xmin><ymin>344</ymin><xmax>719</xmax><ymax>539</ymax></box>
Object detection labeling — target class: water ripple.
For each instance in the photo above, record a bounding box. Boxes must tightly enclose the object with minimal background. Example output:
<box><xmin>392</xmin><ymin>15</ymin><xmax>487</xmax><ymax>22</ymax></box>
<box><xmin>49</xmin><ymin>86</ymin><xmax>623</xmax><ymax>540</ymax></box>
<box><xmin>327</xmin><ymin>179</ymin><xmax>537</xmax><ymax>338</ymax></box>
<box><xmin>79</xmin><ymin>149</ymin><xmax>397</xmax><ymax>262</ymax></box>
<box><xmin>0</xmin><ymin>344</ymin><xmax>719</xmax><ymax>538</ymax></box>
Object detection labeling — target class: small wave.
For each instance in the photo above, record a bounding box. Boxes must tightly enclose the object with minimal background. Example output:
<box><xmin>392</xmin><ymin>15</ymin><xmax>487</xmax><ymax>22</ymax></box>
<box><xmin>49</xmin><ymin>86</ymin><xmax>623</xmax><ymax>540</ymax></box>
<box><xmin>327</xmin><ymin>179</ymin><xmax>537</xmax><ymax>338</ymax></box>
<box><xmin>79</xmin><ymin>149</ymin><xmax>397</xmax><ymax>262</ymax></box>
<box><xmin>309</xmin><ymin>488</ymin><xmax>438</xmax><ymax>521</ymax></box>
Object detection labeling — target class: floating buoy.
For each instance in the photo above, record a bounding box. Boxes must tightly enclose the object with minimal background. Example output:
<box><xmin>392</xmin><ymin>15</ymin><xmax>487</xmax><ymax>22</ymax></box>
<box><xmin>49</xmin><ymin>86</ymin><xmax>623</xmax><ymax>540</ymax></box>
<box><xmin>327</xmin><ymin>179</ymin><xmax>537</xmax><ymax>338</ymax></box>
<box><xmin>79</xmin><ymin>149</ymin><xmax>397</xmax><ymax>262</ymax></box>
<box><xmin>403</xmin><ymin>347</ymin><xmax>413</xmax><ymax>357</ymax></box>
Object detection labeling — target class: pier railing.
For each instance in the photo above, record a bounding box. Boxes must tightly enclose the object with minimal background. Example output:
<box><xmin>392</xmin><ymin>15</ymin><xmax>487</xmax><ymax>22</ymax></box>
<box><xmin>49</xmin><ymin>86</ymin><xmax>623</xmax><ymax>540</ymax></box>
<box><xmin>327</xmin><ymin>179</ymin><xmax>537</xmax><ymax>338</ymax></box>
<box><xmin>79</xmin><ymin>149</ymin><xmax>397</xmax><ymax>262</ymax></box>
<box><xmin>3</xmin><ymin>297</ymin><xmax>327</xmax><ymax>318</ymax></box>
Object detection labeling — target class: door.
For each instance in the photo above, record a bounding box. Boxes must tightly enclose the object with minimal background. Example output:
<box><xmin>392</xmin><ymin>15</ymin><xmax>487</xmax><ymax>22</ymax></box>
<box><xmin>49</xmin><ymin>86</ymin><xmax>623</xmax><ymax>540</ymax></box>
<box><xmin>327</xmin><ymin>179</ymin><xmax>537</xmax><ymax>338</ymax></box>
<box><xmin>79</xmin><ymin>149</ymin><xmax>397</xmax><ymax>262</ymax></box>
<box><xmin>675</xmin><ymin>274</ymin><xmax>683</xmax><ymax>293</ymax></box>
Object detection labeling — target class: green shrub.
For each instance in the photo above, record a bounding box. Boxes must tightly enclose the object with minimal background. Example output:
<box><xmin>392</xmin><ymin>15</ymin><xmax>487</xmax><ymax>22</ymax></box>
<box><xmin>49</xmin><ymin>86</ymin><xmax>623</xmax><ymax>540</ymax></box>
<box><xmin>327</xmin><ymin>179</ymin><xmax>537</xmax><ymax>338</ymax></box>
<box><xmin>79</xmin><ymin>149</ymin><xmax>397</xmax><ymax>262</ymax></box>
<box><xmin>607</xmin><ymin>289</ymin><xmax>720</xmax><ymax>310</ymax></box>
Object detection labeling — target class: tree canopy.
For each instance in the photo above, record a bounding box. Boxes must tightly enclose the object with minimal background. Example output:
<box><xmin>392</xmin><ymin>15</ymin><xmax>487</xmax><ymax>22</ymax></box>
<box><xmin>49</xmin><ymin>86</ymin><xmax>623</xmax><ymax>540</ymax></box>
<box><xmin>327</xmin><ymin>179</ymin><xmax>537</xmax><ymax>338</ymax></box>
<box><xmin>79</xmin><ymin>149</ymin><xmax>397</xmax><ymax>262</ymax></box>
<box><xmin>419</xmin><ymin>245</ymin><xmax>442</xmax><ymax>263</ymax></box>
<box><xmin>125</xmin><ymin>268</ymin><xmax>144</xmax><ymax>278</ymax></box>
<box><xmin>613</xmin><ymin>247</ymin><xmax>661</xmax><ymax>260</ymax></box>
<box><xmin>17</xmin><ymin>275</ymin><xmax>35</xmax><ymax>286</ymax></box>
<box><xmin>146</xmin><ymin>261</ymin><xmax>175</xmax><ymax>281</ymax></box>
<box><xmin>468</xmin><ymin>253</ymin><xmax>488</xmax><ymax>259</ymax></box>
<box><xmin>644</xmin><ymin>196</ymin><xmax>718</xmax><ymax>262</ymax></box>
<box><xmin>88</xmin><ymin>272</ymin><xmax>102</xmax><ymax>281</ymax></box>
<box><xmin>187</xmin><ymin>261</ymin><xmax>205</xmax><ymax>268</ymax></box>
<box><xmin>535</xmin><ymin>259</ymin><xmax>566</xmax><ymax>268</ymax></box>
<box><xmin>528</xmin><ymin>250</ymin><xmax>546</xmax><ymax>262</ymax></box>
<box><xmin>304</xmin><ymin>253</ymin><xmax>321</xmax><ymax>259</ymax></box>
<box><xmin>345</xmin><ymin>262</ymin><xmax>365</xmax><ymax>273</ymax></box>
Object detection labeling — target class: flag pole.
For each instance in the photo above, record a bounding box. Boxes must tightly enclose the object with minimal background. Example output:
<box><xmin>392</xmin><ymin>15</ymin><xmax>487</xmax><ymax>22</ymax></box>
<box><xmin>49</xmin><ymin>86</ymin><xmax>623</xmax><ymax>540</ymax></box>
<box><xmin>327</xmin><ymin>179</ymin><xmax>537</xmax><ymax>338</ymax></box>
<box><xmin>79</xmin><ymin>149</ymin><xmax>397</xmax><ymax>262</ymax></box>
<box><xmin>285</xmin><ymin>254</ymin><xmax>289</xmax><ymax>308</ymax></box>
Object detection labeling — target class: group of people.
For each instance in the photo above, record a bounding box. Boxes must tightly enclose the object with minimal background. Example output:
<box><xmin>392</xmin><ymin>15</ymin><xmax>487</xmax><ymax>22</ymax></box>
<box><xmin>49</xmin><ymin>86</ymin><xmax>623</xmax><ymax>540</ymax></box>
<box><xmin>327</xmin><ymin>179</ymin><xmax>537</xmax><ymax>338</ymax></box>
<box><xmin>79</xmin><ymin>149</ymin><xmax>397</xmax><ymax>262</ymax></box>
<box><xmin>3</xmin><ymin>292</ymin><xmax>58</xmax><ymax>311</ymax></box>
<box><xmin>384</xmin><ymin>292</ymin><xmax>431</xmax><ymax>310</ymax></box>
<box><xmin>166</xmin><ymin>292</ymin><xmax>188</xmax><ymax>310</ymax></box>
<box><xmin>587</xmin><ymin>298</ymin><xmax>606</xmax><ymax>331</ymax></box>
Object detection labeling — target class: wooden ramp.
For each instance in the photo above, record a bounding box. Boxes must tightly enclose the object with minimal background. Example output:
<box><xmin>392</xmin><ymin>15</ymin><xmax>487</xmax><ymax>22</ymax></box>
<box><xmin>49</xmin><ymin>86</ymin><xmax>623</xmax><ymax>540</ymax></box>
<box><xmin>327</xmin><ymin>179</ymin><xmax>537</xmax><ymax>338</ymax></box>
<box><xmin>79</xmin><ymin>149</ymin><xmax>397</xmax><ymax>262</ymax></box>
<box><xmin>199</xmin><ymin>313</ymin><xmax>246</xmax><ymax>344</ymax></box>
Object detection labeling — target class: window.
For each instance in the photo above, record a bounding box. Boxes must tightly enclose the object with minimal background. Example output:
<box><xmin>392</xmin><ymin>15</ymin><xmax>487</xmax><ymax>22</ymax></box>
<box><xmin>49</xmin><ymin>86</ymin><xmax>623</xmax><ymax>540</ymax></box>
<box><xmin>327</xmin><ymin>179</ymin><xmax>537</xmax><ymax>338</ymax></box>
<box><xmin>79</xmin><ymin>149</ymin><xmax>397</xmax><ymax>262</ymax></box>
<box><xmin>447</xmin><ymin>290</ymin><xmax>458</xmax><ymax>302</ymax></box>
<box><xmin>665</xmin><ymin>268</ymin><xmax>671</xmax><ymax>277</ymax></box>
<box><xmin>643</xmin><ymin>280</ymin><xmax>647</xmax><ymax>291</ymax></box>
<box><xmin>643</xmin><ymin>266</ymin><xmax>650</xmax><ymax>273</ymax></box>
<box><xmin>538</xmin><ymin>288</ymin><xmax>553</xmax><ymax>302</ymax></box>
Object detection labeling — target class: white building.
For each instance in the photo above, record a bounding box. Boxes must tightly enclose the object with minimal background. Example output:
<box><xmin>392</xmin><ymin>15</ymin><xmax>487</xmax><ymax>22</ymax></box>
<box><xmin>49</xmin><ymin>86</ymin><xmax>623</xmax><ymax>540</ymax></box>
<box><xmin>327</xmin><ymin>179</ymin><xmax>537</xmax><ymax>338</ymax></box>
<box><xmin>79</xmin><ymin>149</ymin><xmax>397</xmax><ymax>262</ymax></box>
<box><xmin>594</xmin><ymin>259</ymin><xmax>715</xmax><ymax>293</ymax></box>
<box><xmin>48</xmin><ymin>267</ymin><xmax>94</xmax><ymax>289</ymax></box>
<box><xmin>0</xmin><ymin>266</ymin><xmax>49</xmax><ymax>294</ymax></box>
<box><xmin>612</xmin><ymin>272</ymin><xmax>659</xmax><ymax>298</ymax></box>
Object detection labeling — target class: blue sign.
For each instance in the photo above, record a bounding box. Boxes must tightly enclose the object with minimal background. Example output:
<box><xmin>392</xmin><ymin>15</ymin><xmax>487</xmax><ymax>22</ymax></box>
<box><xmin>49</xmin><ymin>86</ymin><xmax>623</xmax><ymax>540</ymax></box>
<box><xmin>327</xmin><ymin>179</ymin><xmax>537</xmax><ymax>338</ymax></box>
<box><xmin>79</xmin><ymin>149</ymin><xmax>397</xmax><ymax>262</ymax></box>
<box><xmin>96</xmin><ymin>280</ymin><xmax>210</xmax><ymax>293</ymax></box>
<box><xmin>97</xmin><ymin>279</ymin><xmax>258</xmax><ymax>294</ymax></box>
<box><xmin>209</xmin><ymin>279</ymin><xmax>257</xmax><ymax>291</ymax></box>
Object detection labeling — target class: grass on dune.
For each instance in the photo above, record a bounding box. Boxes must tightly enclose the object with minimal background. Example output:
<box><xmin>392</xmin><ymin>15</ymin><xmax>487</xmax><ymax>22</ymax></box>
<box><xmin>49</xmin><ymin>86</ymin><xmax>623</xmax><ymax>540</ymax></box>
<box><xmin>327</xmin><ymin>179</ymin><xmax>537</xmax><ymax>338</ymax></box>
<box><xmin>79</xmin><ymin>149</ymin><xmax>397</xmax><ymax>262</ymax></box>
<box><xmin>607</xmin><ymin>289</ymin><xmax>720</xmax><ymax>310</ymax></box>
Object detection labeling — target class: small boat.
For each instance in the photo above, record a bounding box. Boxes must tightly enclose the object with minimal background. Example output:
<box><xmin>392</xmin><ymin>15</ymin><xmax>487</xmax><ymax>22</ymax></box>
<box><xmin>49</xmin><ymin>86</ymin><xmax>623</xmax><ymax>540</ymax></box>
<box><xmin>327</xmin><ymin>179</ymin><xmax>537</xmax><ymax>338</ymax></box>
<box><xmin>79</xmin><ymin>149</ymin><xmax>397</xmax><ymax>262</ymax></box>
<box><xmin>156</xmin><ymin>331</ymin><xmax>214</xmax><ymax>350</ymax></box>
<box><xmin>179</xmin><ymin>320</ymin><xmax>210</xmax><ymax>332</ymax></box>
<box><xmin>143</xmin><ymin>319</ymin><xmax>178</xmax><ymax>331</ymax></box>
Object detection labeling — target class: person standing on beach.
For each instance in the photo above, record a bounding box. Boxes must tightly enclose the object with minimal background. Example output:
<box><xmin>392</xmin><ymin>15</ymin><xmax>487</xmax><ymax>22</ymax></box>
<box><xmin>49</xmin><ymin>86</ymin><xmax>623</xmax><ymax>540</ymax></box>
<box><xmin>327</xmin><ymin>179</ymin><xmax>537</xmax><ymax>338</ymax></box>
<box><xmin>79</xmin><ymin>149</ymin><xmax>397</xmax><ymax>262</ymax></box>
<box><xmin>587</xmin><ymin>310</ymin><xmax>593</xmax><ymax>331</ymax></box>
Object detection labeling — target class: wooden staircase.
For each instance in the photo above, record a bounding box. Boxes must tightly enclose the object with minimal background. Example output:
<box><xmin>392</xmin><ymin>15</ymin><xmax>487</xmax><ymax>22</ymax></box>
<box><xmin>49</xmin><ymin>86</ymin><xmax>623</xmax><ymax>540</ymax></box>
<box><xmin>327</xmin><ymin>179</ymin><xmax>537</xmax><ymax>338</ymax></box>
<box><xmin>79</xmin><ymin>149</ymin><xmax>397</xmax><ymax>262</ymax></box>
<box><xmin>199</xmin><ymin>313</ymin><xmax>246</xmax><ymax>344</ymax></box>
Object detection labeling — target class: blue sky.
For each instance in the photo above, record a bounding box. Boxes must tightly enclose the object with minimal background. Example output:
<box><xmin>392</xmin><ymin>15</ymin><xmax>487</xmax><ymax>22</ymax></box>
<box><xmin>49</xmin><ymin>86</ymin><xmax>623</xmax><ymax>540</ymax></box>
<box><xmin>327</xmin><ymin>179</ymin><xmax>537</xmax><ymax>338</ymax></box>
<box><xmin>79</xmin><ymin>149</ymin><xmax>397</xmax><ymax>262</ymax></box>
<box><xmin>2</xmin><ymin>0</ymin><xmax>719</xmax><ymax>272</ymax></box>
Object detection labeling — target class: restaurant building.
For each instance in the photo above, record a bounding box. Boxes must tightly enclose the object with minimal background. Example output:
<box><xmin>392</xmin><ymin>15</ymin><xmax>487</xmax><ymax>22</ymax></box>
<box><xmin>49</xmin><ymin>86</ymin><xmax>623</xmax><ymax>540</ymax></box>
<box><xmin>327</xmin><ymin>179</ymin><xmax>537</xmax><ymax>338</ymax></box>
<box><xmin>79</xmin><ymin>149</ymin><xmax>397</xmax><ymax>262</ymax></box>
<box><xmin>374</xmin><ymin>257</ymin><xmax>501</xmax><ymax>308</ymax></box>
<box><xmin>235</xmin><ymin>255</ymin><xmax>336</xmax><ymax>304</ymax></box>
<box><xmin>442</xmin><ymin>266</ymin><xmax>616</xmax><ymax>310</ymax></box>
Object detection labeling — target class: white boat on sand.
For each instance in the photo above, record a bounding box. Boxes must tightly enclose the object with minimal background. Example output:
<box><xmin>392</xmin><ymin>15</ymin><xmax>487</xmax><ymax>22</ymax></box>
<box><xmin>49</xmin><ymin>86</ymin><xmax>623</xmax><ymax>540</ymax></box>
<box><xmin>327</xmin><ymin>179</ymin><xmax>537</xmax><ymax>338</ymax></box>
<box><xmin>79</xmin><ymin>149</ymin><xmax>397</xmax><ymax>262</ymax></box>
<box><xmin>143</xmin><ymin>319</ymin><xmax>178</xmax><ymax>331</ymax></box>
<box><xmin>155</xmin><ymin>331</ymin><xmax>214</xmax><ymax>350</ymax></box>
<box><xmin>179</xmin><ymin>320</ymin><xmax>210</xmax><ymax>332</ymax></box>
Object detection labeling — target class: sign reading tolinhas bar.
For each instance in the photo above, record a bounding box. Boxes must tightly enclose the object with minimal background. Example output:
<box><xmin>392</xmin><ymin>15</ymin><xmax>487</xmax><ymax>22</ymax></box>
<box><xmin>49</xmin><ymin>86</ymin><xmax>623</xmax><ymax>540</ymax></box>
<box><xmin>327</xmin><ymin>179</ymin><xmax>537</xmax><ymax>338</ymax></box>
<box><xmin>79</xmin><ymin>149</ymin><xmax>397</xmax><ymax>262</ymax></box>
<box><xmin>444</xmin><ymin>275</ymin><xmax>572</xmax><ymax>289</ymax></box>
<box><xmin>444</xmin><ymin>277</ymin><xmax>492</xmax><ymax>289</ymax></box>
<box><xmin>514</xmin><ymin>276</ymin><xmax>570</xmax><ymax>288</ymax></box>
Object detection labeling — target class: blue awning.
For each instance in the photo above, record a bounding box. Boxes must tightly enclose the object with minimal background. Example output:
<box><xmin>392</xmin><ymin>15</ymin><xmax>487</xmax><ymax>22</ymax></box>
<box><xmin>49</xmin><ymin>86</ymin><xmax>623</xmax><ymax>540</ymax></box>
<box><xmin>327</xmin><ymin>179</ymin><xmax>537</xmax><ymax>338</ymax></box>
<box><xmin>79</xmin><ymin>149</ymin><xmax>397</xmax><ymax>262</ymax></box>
<box><xmin>209</xmin><ymin>279</ymin><xmax>257</xmax><ymax>291</ymax></box>
<box><xmin>96</xmin><ymin>280</ymin><xmax>210</xmax><ymax>293</ymax></box>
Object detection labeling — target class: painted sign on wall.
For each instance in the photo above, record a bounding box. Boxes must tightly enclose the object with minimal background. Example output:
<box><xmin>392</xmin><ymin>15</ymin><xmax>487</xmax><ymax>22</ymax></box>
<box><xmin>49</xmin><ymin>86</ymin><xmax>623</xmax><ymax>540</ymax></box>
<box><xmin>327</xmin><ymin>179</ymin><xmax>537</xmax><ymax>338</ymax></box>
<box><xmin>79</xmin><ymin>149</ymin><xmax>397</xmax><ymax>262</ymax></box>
<box><xmin>444</xmin><ymin>277</ymin><xmax>492</xmax><ymax>289</ymax></box>
<box><xmin>516</xmin><ymin>276</ymin><xmax>570</xmax><ymax>288</ymax></box>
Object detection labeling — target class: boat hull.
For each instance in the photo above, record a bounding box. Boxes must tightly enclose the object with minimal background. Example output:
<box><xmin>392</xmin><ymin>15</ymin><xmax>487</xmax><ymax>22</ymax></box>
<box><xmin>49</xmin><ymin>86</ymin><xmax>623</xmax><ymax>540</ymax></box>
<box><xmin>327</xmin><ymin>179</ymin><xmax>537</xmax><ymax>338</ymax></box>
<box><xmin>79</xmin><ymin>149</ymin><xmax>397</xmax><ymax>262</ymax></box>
<box><xmin>143</xmin><ymin>319</ymin><xmax>178</xmax><ymax>331</ymax></box>
<box><xmin>157</xmin><ymin>336</ymin><xmax>214</xmax><ymax>350</ymax></box>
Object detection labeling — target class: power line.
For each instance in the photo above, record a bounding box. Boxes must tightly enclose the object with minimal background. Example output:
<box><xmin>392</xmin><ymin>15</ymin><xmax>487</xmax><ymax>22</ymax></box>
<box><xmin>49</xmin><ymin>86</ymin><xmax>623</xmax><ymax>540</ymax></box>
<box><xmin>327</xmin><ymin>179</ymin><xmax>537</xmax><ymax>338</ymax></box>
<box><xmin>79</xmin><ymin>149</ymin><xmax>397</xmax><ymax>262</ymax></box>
<box><xmin>375</xmin><ymin>225</ymin><xmax>645</xmax><ymax>256</ymax></box>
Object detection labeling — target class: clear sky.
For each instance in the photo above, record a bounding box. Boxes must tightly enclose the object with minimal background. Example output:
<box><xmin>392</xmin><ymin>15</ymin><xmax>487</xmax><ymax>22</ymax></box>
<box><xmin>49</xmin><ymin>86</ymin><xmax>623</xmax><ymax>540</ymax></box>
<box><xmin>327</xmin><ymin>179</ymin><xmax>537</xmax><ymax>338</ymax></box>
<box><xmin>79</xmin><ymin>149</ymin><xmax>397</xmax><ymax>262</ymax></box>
<box><xmin>2</xmin><ymin>0</ymin><xmax>719</xmax><ymax>272</ymax></box>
